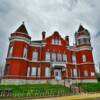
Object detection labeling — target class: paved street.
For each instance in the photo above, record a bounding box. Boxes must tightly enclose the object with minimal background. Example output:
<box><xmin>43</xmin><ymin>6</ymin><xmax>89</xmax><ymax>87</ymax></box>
<box><xmin>34</xmin><ymin>93</ymin><xmax>100</xmax><ymax>100</ymax></box>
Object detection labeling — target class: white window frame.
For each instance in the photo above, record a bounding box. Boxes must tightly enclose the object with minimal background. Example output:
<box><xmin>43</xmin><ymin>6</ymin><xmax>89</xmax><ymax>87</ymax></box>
<box><xmin>45</xmin><ymin>67</ymin><xmax>51</xmax><ymax>77</ymax></box>
<box><xmin>31</xmin><ymin>67</ymin><xmax>36</xmax><ymax>77</ymax></box>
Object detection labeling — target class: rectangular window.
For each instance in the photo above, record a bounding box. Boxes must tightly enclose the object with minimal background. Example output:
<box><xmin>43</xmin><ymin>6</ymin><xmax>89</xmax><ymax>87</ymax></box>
<box><xmin>27</xmin><ymin>67</ymin><xmax>30</xmax><ymax>77</ymax></box>
<box><xmin>72</xmin><ymin>54</ymin><xmax>76</xmax><ymax>64</ymax></box>
<box><xmin>73</xmin><ymin>69</ymin><xmax>77</xmax><ymax>78</ymax></box>
<box><xmin>8</xmin><ymin>46</ymin><xmax>13</xmax><ymax>57</ymax></box>
<box><xmin>58</xmin><ymin>53</ymin><xmax>62</xmax><ymax>61</ymax></box>
<box><xmin>4</xmin><ymin>64</ymin><xmax>10</xmax><ymax>75</ymax></box>
<box><xmin>82</xmin><ymin>55</ymin><xmax>86</xmax><ymax>62</ymax></box>
<box><xmin>31</xmin><ymin>67</ymin><xmax>36</xmax><ymax>77</ymax></box>
<box><xmin>23</xmin><ymin>47</ymin><xmax>27</xmax><ymax>58</ymax></box>
<box><xmin>46</xmin><ymin>52</ymin><xmax>50</xmax><ymax>61</ymax></box>
<box><xmin>70</xmin><ymin>69</ymin><xmax>73</xmax><ymax>78</ymax></box>
<box><xmin>32</xmin><ymin>51</ymin><xmax>38</xmax><ymax>61</ymax></box>
<box><xmin>38</xmin><ymin>67</ymin><xmax>41</xmax><ymax>77</ymax></box>
<box><xmin>63</xmin><ymin>54</ymin><xmax>67</xmax><ymax>62</ymax></box>
<box><xmin>52</xmin><ymin>52</ymin><xmax>56</xmax><ymax>61</ymax></box>
<box><xmin>84</xmin><ymin>70</ymin><xmax>88</xmax><ymax>77</ymax></box>
<box><xmin>45</xmin><ymin>67</ymin><xmax>51</xmax><ymax>77</ymax></box>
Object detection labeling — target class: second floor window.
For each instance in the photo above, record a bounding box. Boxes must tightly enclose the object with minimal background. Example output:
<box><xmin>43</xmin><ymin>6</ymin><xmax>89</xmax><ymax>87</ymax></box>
<box><xmin>58</xmin><ymin>53</ymin><xmax>62</xmax><ymax>61</ymax></box>
<box><xmin>46</xmin><ymin>52</ymin><xmax>50</xmax><ymax>61</ymax></box>
<box><xmin>32</xmin><ymin>51</ymin><xmax>38</xmax><ymax>61</ymax></box>
<box><xmin>63</xmin><ymin>54</ymin><xmax>67</xmax><ymax>62</ymax></box>
<box><xmin>52</xmin><ymin>52</ymin><xmax>56</xmax><ymax>61</ymax></box>
<box><xmin>72</xmin><ymin>54</ymin><xmax>76</xmax><ymax>64</ymax></box>
<box><xmin>8</xmin><ymin>46</ymin><xmax>13</xmax><ymax>57</ymax></box>
<box><xmin>82</xmin><ymin>55</ymin><xmax>86</xmax><ymax>62</ymax></box>
<box><xmin>23</xmin><ymin>47</ymin><xmax>27</xmax><ymax>58</ymax></box>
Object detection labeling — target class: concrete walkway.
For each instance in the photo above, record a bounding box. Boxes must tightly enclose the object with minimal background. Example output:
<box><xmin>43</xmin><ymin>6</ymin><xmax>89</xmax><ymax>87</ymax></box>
<box><xmin>35</xmin><ymin>93</ymin><xmax>100</xmax><ymax>100</ymax></box>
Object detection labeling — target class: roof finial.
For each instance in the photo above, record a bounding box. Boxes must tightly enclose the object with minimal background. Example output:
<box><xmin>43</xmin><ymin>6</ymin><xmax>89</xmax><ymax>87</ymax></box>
<box><xmin>22</xmin><ymin>21</ymin><xmax>24</xmax><ymax>25</ymax></box>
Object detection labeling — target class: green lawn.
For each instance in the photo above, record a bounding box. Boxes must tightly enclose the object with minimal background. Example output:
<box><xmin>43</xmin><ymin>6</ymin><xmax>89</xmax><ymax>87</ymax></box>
<box><xmin>79</xmin><ymin>83</ymin><xmax>100</xmax><ymax>92</ymax></box>
<box><xmin>0</xmin><ymin>84</ymin><xmax>72</xmax><ymax>98</ymax></box>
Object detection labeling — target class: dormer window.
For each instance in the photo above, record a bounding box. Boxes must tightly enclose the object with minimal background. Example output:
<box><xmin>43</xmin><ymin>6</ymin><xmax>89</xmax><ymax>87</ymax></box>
<box><xmin>52</xmin><ymin>38</ymin><xmax>61</xmax><ymax>45</ymax></box>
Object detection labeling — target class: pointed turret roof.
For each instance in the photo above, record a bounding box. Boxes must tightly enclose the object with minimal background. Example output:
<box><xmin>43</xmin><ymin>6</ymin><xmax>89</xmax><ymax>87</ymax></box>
<box><xmin>78</xmin><ymin>24</ymin><xmax>85</xmax><ymax>32</ymax></box>
<box><xmin>15</xmin><ymin>22</ymin><xmax>28</xmax><ymax>35</ymax></box>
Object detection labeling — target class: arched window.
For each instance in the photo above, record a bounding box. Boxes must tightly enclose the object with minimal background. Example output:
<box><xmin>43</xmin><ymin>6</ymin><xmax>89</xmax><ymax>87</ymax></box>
<box><xmin>52</xmin><ymin>52</ymin><xmax>56</xmax><ymax>61</ymax></box>
<box><xmin>46</xmin><ymin>52</ymin><xmax>50</xmax><ymax>61</ymax></box>
<box><xmin>8</xmin><ymin>46</ymin><xmax>13</xmax><ymax>57</ymax></box>
<box><xmin>32</xmin><ymin>51</ymin><xmax>38</xmax><ymax>61</ymax></box>
<box><xmin>58</xmin><ymin>53</ymin><xmax>62</xmax><ymax>61</ymax></box>
<box><xmin>82</xmin><ymin>55</ymin><xmax>86</xmax><ymax>62</ymax></box>
<box><xmin>72</xmin><ymin>54</ymin><xmax>76</xmax><ymax>64</ymax></box>
<box><xmin>63</xmin><ymin>54</ymin><xmax>67</xmax><ymax>62</ymax></box>
<box><xmin>45</xmin><ymin>67</ymin><xmax>51</xmax><ymax>77</ymax></box>
<box><xmin>23</xmin><ymin>47</ymin><xmax>27</xmax><ymax>58</ymax></box>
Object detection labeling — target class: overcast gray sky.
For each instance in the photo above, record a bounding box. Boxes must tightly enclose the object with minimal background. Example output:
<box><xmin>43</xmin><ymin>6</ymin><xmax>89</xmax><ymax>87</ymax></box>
<box><xmin>0</xmin><ymin>0</ymin><xmax>100</xmax><ymax>72</ymax></box>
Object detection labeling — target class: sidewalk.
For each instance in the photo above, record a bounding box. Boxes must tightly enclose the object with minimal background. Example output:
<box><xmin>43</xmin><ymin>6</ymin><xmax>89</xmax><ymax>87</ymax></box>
<box><xmin>35</xmin><ymin>93</ymin><xmax>100</xmax><ymax>100</ymax></box>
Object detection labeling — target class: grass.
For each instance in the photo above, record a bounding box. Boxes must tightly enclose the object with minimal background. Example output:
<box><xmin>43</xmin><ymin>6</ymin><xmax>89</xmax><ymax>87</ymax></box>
<box><xmin>79</xmin><ymin>83</ymin><xmax>100</xmax><ymax>92</ymax></box>
<box><xmin>0</xmin><ymin>84</ymin><xmax>72</xmax><ymax>98</ymax></box>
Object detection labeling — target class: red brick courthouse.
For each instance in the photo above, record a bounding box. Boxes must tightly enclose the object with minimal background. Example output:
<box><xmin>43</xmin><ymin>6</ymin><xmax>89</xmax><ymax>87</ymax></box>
<box><xmin>2</xmin><ymin>23</ymin><xmax>97</xmax><ymax>84</ymax></box>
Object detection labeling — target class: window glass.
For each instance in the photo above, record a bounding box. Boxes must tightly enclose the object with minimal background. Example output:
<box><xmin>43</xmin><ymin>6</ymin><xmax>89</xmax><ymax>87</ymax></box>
<box><xmin>84</xmin><ymin>70</ymin><xmax>88</xmax><ymax>77</ymax></box>
<box><xmin>45</xmin><ymin>67</ymin><xmax>51</xmax><ymax>77</ymax></box>
<box><xmin>63</xmin><ymin>54</ymin><xmax>67</xmax><ymax>62</ymax></box>
<box><xmin>46</xmin><ymin>52</ymin><xmax>50</xmax><ymax>61</ymax></box>
<box><xmin>82</xmin><ymin>55</ymin><xmax>86</xmax><ymax>62</ymax></box>
<box><xmin>72</xmin><ymin>54</ymin><xmax>76</xmax><ymax>64</ymax></box>
<box><xmin>52</xmin><ymin>52</ymin><xmax>56</xmax><ymax>61</ymax></box>
<box><xmin>23</xmin><ymin>47</ymin><xmax>27</xmax><ymax>58</ymax></box>
<box><xmin>31</xmin><ymin>67</ymin><xmax>36</xmax><ymax>77</ymax></box>
<box><xmin>4</xmin><ymin>64</ymin><xmax>10</xmax><ymax>75</ymax></box>
<box><xmin>8</xmin><ymin>46</ymin><xmax>13</xmax><ymax>57</ymax></box>
<box><xmin>32</xmin><ymin>51</ymin><xmax>38</xmax><ymax>61</ymax></box>
<box><xmin>73</xmin><ymin>69</ymin><xmax>77</xmax><ymax>78</ymax></box>
<box><xmin>58</xmin><ymin>53</ymin><xmax>62</xmax><ymax>61</ymax></box>
<box><xmin>27</xmin><ymin>67</ymin><xmax>30</xmax><ymax>77</ymax></box>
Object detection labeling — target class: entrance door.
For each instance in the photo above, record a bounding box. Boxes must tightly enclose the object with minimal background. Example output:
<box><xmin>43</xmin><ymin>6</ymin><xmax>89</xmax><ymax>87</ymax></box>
<box><xmin>55</xmin><ymin>69</ymin><xmax>62</xmax><ymax>80</ymax></box>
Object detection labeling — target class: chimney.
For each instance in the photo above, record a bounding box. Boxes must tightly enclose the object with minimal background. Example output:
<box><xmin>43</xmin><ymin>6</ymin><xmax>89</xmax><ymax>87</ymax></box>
<box><xmin>65</xmin><ymin>36</ymin><xmax>69</xmax><ymax>45</ymax></box>
<box><xmin>42</xmin><ymin>31</ymin><xmax>46</xmax><ymax>40</ymax></box>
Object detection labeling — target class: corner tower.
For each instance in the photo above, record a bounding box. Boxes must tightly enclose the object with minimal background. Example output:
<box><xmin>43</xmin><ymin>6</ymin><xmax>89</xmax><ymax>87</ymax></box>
<box><xmin>75</xmin><ymin>25</ymin><xmax>97</xmax><ymax>83</ymax></box>
<box><xmin>2</xmin><ymin>23</ymin><xmax>31</xmax><ymax>84</ymax></box>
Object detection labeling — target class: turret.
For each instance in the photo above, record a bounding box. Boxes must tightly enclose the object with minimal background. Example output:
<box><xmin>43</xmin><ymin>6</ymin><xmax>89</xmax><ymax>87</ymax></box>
<box><xmin>75</xmin><ymin>25</ymin><xmax>91</xmax><ymax>47</ymax></box>
<box><xmin>4</xmin><ymin>22</ymin><xmax>31</xmax><ymax>78</ymax></box>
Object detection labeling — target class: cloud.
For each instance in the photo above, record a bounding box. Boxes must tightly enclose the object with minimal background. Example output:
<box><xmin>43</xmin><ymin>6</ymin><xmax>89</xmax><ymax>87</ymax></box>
<box><xmin>0</xmin><ymin>0</ymin><xmax>100</xmax><ymax>71</ymax></box>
